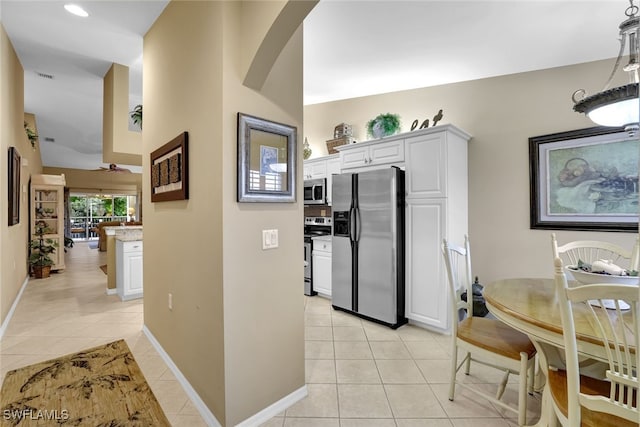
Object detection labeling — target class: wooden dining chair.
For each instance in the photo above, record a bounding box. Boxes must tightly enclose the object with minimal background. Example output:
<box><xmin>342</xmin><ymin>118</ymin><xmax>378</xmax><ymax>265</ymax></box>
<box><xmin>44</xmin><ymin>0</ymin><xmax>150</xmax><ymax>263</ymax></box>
<box><xmin>442</xmin><ymin>236</ymin><xmax>537</xmax><ymax>426</ymax></box>
<box><xmin>551</xmin><ymin>257</ymin><xmax>639</xmax><ymax>427</ymax></box>
<box><xmin>551</xmin><ymin>233</ymin><xmax>640</xmax><ymax>273</ymax></box>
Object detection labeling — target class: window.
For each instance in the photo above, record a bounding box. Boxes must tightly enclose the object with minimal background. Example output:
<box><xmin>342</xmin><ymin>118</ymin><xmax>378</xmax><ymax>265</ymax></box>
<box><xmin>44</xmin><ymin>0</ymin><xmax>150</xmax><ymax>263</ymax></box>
<box><xmin>69</xmin><ymin>194</ymin><xmax>138</xmax><ymax>240</ymax></box>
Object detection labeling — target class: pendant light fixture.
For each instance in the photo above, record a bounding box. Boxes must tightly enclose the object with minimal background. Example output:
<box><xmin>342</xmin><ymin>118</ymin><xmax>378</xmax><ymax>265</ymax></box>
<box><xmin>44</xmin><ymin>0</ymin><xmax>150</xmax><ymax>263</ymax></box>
<box><xmin>572</xmin><ymin>0</ymin><xmax>639</xmax><ymax>135</ymax></box>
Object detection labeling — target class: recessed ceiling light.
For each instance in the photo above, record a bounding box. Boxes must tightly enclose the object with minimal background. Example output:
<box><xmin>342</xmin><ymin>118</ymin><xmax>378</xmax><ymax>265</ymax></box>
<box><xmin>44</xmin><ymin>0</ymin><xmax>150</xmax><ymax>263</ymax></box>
<box><xmin>64</xmin><ymin>4</ymin><xmax>89</xmax><ymax>18</ymax></box>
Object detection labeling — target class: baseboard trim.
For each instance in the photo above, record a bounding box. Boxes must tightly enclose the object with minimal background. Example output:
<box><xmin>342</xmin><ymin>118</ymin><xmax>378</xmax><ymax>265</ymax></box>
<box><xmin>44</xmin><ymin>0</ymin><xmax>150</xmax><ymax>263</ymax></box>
<box><xmin>0</xmin><ymin>276</ymin><xmax>29</xmax><ymax>339</ymax></box>
<box><xmin>105</xmin><ymin>288</ymin><xmax>117</xmax><ymax>295</ymax></box>
<box><xmin>235</xmin><ymin>385</ymin><xmax>307</xmax><ymax>427</ymax></box>
<box><xmin>142</xmin><ymin>325</ymin><xmax>222</xmax><ymax>427</ymax></box>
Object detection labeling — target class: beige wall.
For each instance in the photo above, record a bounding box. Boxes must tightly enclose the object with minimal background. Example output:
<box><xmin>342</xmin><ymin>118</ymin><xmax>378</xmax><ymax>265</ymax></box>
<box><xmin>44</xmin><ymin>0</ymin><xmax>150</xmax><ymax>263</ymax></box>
<box><xmin>103</xmin><ymin>63</ymin><xmax>142</xmax><ymax>166</ymax></box>
<box><xmin>143</xmin><ymin>1</ymin><xmax>308</xmax><ymax>425</ymax></box>
<box><xmin>304</xmin><ymin>59</ymin><xmax>637</xmax><ymax>285</ymax></box>
<box><xmin>0</xmin><ymin>24</ymin><xmax>43</xmax><ymax>326</ymax></box>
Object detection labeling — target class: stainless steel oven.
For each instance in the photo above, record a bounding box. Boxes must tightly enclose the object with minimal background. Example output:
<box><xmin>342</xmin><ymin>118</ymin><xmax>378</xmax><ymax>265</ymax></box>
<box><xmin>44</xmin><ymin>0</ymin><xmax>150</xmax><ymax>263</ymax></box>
<box><xmin>304</xmin><ymin>178</ymin><xmax>326</xmax><ymax>205</ymax></box>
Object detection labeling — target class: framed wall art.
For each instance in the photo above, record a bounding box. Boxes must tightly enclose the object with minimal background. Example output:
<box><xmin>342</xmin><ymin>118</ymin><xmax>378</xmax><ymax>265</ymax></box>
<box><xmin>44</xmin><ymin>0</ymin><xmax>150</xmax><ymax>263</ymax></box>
<box><xmin>237</xmin><ymin>112</ymin><xmax>296</xmax><ymax>203</ymax></box>
<box><xmin>150</xmin><ymin>132</ymin><xmax>188</xmax><ymax>202</ymax></box>
<box><xmin>529</xmin><ymin>126</ymin><xmax>638</xmax><ymax>232</ymax></box>
<box><xmin>8</xmin><ymin>146</ymin><xmax>20</xmax><ymax>226</ymax></box>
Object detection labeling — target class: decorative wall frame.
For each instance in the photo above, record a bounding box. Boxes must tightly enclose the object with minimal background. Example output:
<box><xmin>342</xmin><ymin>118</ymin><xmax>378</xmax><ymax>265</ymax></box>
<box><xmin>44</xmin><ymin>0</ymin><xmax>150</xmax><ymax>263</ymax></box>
<box><xmin>237</xmin><ymin>113</ymin><xmax>296</xmax><ymax>203</ymax></box>
<box><xmin>150</xmin><ymin>132</ymin><xmax>188</xmax><ymax>202</ymax></box>
<box><xmin>529</xmin><ymin>126</ymin><xmax>638</xmax><ymax>232</ymax></box>
<box><xmin>8</xmin><ymin>146</ymin><xmax>20</xmax><ymax>226</ymax></box>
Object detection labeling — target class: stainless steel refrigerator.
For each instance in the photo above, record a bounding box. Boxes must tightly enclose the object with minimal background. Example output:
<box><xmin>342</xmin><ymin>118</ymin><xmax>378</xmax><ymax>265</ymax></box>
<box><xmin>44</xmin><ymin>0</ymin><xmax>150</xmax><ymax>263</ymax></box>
<box><xmin>332</xmin><ymin>167</ymin><xmax>406</xmax><ymax>329</ymax></box>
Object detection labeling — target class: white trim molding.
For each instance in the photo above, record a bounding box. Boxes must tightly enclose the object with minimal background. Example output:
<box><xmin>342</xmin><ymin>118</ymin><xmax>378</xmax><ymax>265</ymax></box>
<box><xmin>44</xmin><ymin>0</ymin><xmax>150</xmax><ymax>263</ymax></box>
<box><xmin>235</xmin><ymin>385</ymin><xmax>307</xmax><ymax>427</ymax></box>
<box><xmin>143</xmin><ymin>325</ymin><xmax>222</xmax><ymax>427</ymax></box>
<box><xmin>142</xmin><ymin>325</ymin><xmax>307</xmax><ymax>427</ymax></box>
<box><xmin>0</xmin><ymin>276</ymin><xmax>29</xmax><ymax>339</ymax></box>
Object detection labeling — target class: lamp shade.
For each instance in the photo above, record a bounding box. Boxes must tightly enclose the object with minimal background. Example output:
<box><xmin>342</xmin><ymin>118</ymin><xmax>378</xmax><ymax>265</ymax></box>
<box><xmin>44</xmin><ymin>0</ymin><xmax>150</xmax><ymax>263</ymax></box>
<box><xmin>574</xmin><ymin>83</ymin><xmax>639</xmax><ymax>128</ymax></box>
<box><xmin>572</xmin><ymin>4</ymin><xmax>639</xmax><ymax>133</ymax></box>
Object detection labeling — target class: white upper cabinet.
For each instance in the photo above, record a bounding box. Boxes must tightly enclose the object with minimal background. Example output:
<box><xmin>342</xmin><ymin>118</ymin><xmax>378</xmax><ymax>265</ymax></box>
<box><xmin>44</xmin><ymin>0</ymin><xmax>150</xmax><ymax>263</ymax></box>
<box><xmin>404</xmin><ymin>126</ymin><xmax>470</xmax><ymax>199</ymax></box>
<box><xmin>303</xmin><ymin>158</ymin><xmax>327</xmax><ymax>180</ymax></box>
<box><xmin>325</xmin><ymin>155</ymin><xmax>341</xmax><ymax>205</ymax></box>
<box><xmin>339</xmin><ymin>138</ymin><xmax>404</xmax><ymax>170</ymax></box>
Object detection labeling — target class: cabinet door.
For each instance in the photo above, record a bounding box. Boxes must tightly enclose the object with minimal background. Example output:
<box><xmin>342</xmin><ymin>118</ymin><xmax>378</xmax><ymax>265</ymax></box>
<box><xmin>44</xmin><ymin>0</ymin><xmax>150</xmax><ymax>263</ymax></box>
<box><xmin>312</xmin><ymin>251</ymin><xmax>332</xmax><ymax>297</ymax></box>
<box><xmin>124</xmin><ymin>252</ymin><xmax>144</xmax><ymax>294</ymax></box>
<box><xmin>303</xmin><ymin>158</ymin><xmax>328</xmax><ymax>180</ymax></box>
<box><xmin>405</xmin><ymin>198</ymin><xmax>449</xmax><ymax>330</ymax></box>
<box><xmin>405</xmin><ymin>133</ymin><xmax>446</xmax><ymax>198</ymax></box>
<box><xmin>340</xmin><ymin>146</ymin><xmax>369</xmax><ymax>169</ymax></box>
<box><xmin>325</xmin><ymin>157</ymin><xmax>341</xmax><ymax>205</ymax></box>
<box><xmin>370</xmin><ymin>139</ymin><xmax>404</xmax><ymax>166</ymax></box>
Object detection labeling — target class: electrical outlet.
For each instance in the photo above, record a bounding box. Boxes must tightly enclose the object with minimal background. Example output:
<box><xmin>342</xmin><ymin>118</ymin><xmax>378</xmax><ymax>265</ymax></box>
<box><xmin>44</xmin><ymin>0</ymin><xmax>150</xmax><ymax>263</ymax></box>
<box><xmin>168</xmin><ymin>293</ymin><xmax>173</xmax><ymax>310</ymax></box>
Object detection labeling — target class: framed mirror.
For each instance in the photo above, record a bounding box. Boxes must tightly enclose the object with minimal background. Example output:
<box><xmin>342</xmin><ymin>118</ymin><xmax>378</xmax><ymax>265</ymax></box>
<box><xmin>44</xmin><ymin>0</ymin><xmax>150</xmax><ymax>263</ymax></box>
<box><xmin>237</xmin><ymin>113</ymin><xmax>297</xmax><ymax>202</ymax></box>
<box><xmin>8</xmin><ymin>146</ymin><xmax>20</xmax><ymax>226</ymax></box>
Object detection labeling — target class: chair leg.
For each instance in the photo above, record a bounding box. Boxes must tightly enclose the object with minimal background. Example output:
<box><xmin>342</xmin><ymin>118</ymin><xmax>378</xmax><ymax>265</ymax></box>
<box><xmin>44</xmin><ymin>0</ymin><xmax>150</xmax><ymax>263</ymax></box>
<box><xmin>518</xmin><ymin>352</ymin><xmax>528</xmax><ymax>426</ymax></box>
<box><xmin>496</xmin><ymin>369</ymin><xmax>509</xmax><ymax>400</ymax></box>
<box><xmin>449</xmin><ymin>340</ymin><xmax>458</xmax><ymax>401</ymax></box>
<box><xmin>527</xmin><ymin>358</ymin><xmax>535</xmax><ymax>395</ymax></box>
<box><xmin>464</xmin><ymin>351</ymin><xmax>471</xmax><ymax>375</ymax></box>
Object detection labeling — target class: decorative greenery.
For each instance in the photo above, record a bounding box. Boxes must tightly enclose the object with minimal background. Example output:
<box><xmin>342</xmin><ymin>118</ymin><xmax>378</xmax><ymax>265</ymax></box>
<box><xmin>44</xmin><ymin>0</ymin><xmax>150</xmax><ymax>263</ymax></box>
<box><xmin>130</xmin><ymin>104</ymin><xmax>142</xmax><ymax>129</ymax></box>
<box><xmin>29</xmin><ymin>222</ymin><xmax>58</xmax><ymax>268</ymax></box>
<box><xmin>24</xmin><ymin>121</ymin><xmax>38</xmax><ymax>148</ymax></box>
<box><xmin>366</xmin><ymin>113</ymin><xmax>401</xmax><ymax>139</ymax></box>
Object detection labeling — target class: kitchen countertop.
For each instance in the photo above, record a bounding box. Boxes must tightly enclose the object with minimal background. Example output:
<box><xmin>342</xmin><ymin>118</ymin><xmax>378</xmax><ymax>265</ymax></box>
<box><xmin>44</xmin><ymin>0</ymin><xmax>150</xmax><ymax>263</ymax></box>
<box><xmin>311</xmin><ymin>235</ymin><xmax>331</xmax><ymax>242</ymax></box>
<box><xmin>103</xmin><ymin>226</ymin><xmax>143</xmax><ymax>242</ymax></box>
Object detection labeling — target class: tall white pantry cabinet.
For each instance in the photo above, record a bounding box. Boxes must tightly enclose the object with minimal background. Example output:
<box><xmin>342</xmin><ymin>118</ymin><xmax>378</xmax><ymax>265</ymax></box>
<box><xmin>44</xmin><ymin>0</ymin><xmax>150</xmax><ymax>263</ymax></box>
<box><xmin>403</xmin><ymin>127</ymin><xmax>470</xmax><ymax>331</ymax></box>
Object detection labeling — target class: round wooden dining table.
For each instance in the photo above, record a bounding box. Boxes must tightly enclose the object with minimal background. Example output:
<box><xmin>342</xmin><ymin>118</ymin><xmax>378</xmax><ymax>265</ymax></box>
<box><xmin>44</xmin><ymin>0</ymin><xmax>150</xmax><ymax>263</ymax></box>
<box><xmin>483</xmin><ymin>277</ymin><xmax>637</xmax><ymax>427</ymax></box>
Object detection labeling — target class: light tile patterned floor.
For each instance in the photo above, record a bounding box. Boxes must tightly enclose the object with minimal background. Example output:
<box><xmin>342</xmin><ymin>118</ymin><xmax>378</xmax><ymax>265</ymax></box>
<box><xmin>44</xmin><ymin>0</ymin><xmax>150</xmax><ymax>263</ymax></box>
<box><xmin>260</xmin><ymin>297</ymin><xmax>542</xmax><ymax>426</ymax></box>
<box><xmin>0</xmin><ymin>242</ymin><xmax>207</xmax><ymax>427</ymax></box>
<box><xmin>0</xmin><ymin>242</ymin><xmax>541</xmax><ymax>426</ymax></box>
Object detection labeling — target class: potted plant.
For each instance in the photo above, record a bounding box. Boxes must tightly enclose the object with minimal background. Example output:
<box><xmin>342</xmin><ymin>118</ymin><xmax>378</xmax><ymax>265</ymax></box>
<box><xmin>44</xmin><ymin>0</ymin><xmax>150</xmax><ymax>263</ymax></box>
<box><xmin>24</xmin><ymin>121</ymin><xmax>38</xmax><ymax>148</ymax></box>
<box><xmin>29</xmin><ymin>221</ymin><xmax>58</xmax><ymax>278</ymax></box>
<box><xmin>366</xmin><ymin>113</ymin><xmax>401</xmax><ymax>139</ymax></box>
<box><xmin>130</xmin><ymin>104</ymin><xmax>142</xmax><ymax>129</ymax></box>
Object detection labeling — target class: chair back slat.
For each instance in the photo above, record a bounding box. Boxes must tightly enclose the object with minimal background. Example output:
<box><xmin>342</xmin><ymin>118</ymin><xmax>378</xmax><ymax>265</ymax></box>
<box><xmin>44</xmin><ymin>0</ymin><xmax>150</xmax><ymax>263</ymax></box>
<box><xmin>551</xmin><ymin>234</ymin><xmax>639</xmax><ymax>272</ymax></box>
<box><xmin>442</xmin><ymin>236</ymin><xmax>473</xmax><ymax>335</ymax></box>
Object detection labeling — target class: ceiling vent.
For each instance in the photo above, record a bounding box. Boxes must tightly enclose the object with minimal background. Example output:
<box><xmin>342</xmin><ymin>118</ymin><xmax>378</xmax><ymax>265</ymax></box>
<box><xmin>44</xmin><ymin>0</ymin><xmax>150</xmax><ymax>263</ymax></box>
<box><xmin>44</xmin><ymin>137</ymin><xmax>55</xmax><ymax>142</ymax></box>
<box><xmin>36</xmin><ymin>72</ymin><xmax>54</xmax><ymax>80</ymax></box>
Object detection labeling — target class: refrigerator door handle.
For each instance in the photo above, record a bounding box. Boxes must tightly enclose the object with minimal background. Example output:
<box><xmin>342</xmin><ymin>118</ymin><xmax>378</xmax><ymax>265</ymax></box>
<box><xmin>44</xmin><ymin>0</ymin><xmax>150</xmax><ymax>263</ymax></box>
<box><xmin>355</xmin><ymin>207</ymin><xmax>362</xmax><ymax>242</ymax></box>
<box><xmin>348</xmin><ymin>206</ymin><xmax>356</xmax><ymax>243</ymax></box>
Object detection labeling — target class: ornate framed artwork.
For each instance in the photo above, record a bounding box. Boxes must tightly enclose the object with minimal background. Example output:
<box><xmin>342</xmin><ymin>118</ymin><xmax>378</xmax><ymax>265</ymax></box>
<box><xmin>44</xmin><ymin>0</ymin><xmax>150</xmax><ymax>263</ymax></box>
<box><xmin>237</xmin><ymin>113</ymin><xmax>296</xmax><ymax>203</ymax></box>
<box><xmin>150</xmin><ymin>132</ymin><xmax>188</xmax><ymax>202</ymax></box>
<box><xmin>8</xmin><ymin>146</ymin><xmax>20</xmax><ymax>226</ymax></box>
<box><xmin>529</xmin><ymin>126</ymin><xmax>638</xmax><ymax>232</ymax></box>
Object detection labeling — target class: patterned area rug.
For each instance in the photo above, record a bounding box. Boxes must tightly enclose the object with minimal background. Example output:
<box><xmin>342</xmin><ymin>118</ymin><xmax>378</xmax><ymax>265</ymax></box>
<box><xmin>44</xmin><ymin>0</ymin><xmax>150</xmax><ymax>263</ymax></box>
<box><xmin>0</xmin><ymin>339</ymin><xmax>170</xmax><ymax>426</ymax></box>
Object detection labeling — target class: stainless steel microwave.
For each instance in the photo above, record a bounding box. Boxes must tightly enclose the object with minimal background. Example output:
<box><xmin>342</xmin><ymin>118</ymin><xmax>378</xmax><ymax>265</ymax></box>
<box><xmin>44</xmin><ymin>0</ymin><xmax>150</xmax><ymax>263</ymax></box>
<box><xmin>304</xmin><ymin>178</ymin><xmax>326</xmax><ymax>205</ymax></box>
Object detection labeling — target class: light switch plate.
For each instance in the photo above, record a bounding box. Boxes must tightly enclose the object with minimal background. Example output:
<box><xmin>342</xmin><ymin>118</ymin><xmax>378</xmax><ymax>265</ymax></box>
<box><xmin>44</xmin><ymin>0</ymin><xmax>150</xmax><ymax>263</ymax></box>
<box><xmin>262</xmin><ymin>229</ymin><xmax>279</xmax><ymax>249</ymax></box>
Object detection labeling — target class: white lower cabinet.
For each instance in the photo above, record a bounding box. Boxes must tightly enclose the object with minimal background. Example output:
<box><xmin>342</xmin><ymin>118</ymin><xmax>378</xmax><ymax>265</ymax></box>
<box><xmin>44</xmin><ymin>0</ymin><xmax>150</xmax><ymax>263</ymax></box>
<box><xmin>116</xmin><ymin>240</ymin><xmax>143</xmax><ymax>301</ymax></box>
<box><xmin>312</xmin><ymin>236</ymin><xmax>332</xmax><ymax>297</ymax></box>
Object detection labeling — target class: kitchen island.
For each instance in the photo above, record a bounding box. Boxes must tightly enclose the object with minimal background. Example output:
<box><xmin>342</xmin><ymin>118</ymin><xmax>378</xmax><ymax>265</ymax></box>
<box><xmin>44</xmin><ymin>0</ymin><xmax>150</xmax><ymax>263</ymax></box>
<box><xmin>103</xmin><ymin>226</ymin><xmax>143</xmax><ymax>296</ymax></box>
